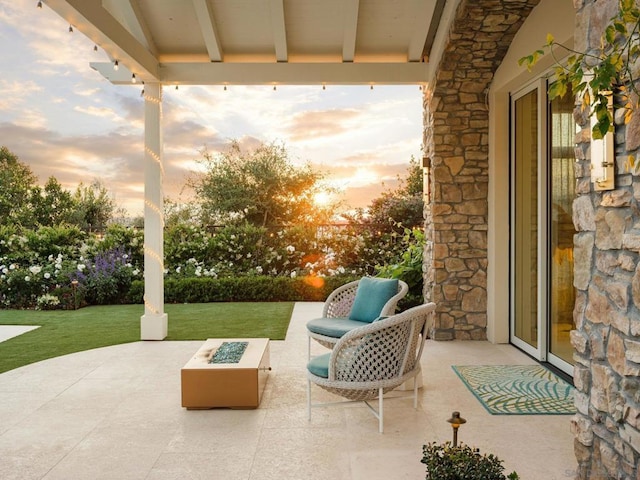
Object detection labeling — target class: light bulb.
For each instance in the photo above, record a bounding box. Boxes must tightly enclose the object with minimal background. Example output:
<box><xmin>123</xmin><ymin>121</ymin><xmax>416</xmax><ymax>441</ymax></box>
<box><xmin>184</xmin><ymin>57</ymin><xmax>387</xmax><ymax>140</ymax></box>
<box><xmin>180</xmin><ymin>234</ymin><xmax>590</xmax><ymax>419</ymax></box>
<box><xmin>93</xmin><ymin>45</ymin><xmax>98</xmax><ymax>52</ymax></box>
<box><xmin>113</xmin><ymin>60</ymin><xmax>119</xmax><ymax>71</ymax></box>
<box><xmin>322</xmin><ymin>84</ymin><xmax>326</xmax><ymax>90</ymax></box>
<box><xmin>68</xmin><ymin>25</ymin><xmax>73</xmax><ymax>33</ymax></box>
<box><xmin>131</xmin><ymin>73</ymin><xmax>136</xmax><ymax>84</ymax></box>
<box><xmin>37</xmin><ymin>1</ymin><xmax>42</xmax><ymax>8</ymax></box>
<box><xmin>223</xmin><ymin>85</ymin><xmax>227</xmax><ymax>91</ymax></box>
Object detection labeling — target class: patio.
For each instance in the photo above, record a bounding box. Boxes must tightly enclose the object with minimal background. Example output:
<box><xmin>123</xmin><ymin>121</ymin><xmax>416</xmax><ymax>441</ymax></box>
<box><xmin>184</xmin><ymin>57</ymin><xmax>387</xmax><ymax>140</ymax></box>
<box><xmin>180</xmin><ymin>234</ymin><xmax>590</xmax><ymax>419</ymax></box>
<box><xmin>0</xmin><ymin>302</ymin><xmax>576</xmax><ymax>479</ymax></box>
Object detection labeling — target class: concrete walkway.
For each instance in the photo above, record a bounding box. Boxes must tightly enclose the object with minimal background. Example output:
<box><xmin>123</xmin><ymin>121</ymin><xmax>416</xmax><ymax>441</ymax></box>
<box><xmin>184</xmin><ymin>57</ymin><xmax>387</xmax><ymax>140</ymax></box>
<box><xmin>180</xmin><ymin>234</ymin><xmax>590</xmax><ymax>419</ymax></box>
<box><xmin>0</xmin><ymin>302</ymin><xmax>576</xmax><ymax>479</ymax></box>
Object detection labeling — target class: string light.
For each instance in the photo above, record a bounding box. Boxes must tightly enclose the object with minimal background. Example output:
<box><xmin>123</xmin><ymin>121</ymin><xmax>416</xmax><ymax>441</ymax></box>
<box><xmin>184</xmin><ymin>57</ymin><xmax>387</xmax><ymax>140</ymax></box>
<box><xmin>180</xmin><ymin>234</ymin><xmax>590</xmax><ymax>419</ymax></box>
<box><xmin>223</xmin><ymin>85</ymin><xmax>227</xmax><ymax>91</ymax></box>
<box><xmin>68</xmin><ymin>25</ymin><xmax>73</xmax><ymax>33</ymax></box>
<box><xmin>370</xmin><ymin>84</ymin><xmax>374</xmax><ymax>90</ymax></box>
<box><xmin>113</xmin><ymin>60</ymin><xmax>119</xmax><ymax>71</ymax></box>
<box><xmin>131</xmin><ymin>73</ymin><xmax>136</xmax><ymax>83</ymax></box>
<box><xmin>93</xmin><ymin>45</ymin><xmax>98</xmax><ymax>52</ymax></box>
<box><xmin>37</xmin><ymin>1</ymin><xmax>42</xmax><ymax>8</ymax></box>
<box><xmin>322</xmin><ymin>84</ymin><xmax>326</xmax><ymax>90</ymax></box>
<box><xmin>273</xmin><ymin>85</ymin><xmax>276</xmax><ymax>91</ymax></box>
<box><xmin>175</xmin><ymin>85</ymin><xmax>178</xmax><ymax>90</ymax></box>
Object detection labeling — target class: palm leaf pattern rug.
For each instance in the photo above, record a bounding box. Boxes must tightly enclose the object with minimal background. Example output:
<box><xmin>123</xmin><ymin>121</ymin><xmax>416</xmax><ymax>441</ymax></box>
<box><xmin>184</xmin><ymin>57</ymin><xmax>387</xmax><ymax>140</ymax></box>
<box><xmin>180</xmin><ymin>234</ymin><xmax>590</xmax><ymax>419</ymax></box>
<box><xmin>452</xmin><ymin>365</ymin><xmax>576</xmax><ymax>415</ymax></box>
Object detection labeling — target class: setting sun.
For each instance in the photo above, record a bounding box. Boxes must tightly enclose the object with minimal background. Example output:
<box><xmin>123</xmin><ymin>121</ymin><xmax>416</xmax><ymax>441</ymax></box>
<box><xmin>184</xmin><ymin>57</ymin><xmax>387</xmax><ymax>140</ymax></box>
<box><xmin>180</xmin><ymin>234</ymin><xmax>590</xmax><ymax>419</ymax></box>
<box><xmin>313</xmin><ymin>191</ymin><xmax>332</xmax><ymax>207</ymax></box>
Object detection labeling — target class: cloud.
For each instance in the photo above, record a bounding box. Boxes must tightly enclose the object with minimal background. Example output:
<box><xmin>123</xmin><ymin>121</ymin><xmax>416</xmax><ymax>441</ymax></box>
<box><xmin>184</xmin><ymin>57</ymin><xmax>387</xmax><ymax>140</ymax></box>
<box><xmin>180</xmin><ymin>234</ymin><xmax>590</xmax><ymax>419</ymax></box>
<box><xmin>0</xmin><ymin>79</ymin><xmax>42</xmax><ymax>110</ymax></box>
<box><xmin>286</xmin><ymin>108</ymin><xmax>362</xmax><ymax>141</ymax></box>
<box><xmin>73</xmin><ymin>105</ymin><xmax>123</xmax><ymax>121</ymax></box>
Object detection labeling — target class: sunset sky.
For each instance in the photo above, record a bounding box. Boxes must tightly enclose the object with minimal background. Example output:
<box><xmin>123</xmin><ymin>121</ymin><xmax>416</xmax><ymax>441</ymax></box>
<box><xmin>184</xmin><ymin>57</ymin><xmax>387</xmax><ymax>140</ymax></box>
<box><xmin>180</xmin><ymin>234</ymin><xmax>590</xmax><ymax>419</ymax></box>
<box><xmin>0</xmin><ymin>1</ymin><xmax>424</xmax><ymax>216</ymax></box>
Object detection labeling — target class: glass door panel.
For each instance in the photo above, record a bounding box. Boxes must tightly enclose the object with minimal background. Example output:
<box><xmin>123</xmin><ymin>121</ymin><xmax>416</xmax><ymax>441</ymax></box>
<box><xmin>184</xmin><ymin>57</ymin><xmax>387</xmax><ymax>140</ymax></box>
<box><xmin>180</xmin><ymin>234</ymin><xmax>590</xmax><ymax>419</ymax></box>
<box><xmin>513</xmin><ymin>88</ymin><xmax>539</xmax><ymax>350</ymax></box>
<box><xmin>548</xmin><ymin>86</ymin><xmax>576</xmax><ymax>368</ymax></box>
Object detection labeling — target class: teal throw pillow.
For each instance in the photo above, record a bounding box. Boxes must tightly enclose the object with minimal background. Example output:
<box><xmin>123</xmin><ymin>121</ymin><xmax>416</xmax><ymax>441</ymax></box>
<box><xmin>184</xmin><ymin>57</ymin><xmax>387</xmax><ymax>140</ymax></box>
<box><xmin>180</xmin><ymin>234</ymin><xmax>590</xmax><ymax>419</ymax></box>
<box><xmin>349</xmin><ymin>277</ymin><xmax>399</xmax><ymax>323</ymax></box>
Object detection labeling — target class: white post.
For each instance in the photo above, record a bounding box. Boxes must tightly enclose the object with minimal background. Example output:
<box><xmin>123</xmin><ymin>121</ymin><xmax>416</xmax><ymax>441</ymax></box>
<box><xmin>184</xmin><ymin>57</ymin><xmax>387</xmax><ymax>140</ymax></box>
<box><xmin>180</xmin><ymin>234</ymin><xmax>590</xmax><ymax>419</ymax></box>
<box><xmin>140</xmin><ymin>82</ymin><xmax>168</xmax><ymax>340</ymax></box>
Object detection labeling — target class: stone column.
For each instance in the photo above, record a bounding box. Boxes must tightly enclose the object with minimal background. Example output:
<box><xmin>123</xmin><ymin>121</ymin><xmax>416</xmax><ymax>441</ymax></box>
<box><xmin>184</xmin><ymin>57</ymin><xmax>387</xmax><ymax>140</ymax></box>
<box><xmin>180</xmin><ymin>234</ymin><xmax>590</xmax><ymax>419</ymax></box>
<box><xmin>140</xmin><ymin>82</ymin><xmax>168</xmax><ymax>340</ymax></box>
<box><xmin>570</xmin><ymin>1</ymin><xmax>640</xmax><ymax>478</ymax></box>
<box><xmin>422</xmin><ymin>0</ymin><xmax>541</xmax><ymax>340</ymax></box>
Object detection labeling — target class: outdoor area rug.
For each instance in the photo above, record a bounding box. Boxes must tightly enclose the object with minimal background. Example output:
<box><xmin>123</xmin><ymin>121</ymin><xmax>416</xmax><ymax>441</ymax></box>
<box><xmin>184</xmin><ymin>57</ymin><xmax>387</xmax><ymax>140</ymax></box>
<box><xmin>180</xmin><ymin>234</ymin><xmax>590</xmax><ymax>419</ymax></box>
<box><xmin>452</xmin><ymin>365</ymin><xmax>576</xmax><ymax>415</ymax></box>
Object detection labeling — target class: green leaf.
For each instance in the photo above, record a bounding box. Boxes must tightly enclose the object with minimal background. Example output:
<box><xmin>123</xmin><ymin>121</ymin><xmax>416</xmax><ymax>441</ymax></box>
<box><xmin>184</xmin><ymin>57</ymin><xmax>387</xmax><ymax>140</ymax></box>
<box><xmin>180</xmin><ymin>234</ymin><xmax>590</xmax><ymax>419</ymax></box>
<box><xmin>548</xmin><ymin>81</ymin><xmax>567</xmax><ymax>99</ymax></box>
<box><xmin>605</xmin><ymin>25</ymin><xmax>616</xmax><ymax>44</ymax></box>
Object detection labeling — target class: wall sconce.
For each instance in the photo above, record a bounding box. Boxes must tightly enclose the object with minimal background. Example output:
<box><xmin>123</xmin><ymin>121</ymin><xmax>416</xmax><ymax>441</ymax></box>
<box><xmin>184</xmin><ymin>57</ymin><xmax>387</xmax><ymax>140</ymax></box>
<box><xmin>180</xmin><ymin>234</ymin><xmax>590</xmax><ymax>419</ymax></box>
<box><xmin>590</xmin><ymin>92</ymin><xmax>615</xmax><ymax>191</ymax></box>
<box><xmin>446</xmin><ymin>411</ymin><xmax>466</xmax><ymax>447</ymax></box>
<box><xmin>422</xmin><ymin>155</ymin><xmax>431</xmax><ymax>203</ymax></box>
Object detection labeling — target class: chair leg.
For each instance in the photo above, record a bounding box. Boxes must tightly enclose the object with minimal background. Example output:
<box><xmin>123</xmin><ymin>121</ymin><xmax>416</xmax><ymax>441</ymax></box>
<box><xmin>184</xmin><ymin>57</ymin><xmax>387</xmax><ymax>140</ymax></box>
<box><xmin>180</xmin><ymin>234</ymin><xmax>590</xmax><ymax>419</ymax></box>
<box><xmin>307</xmin><ymin>378</ymin><xmax>312</xmax><ymax>421</ymax></box>
<box><xmin>378</xmin><ymin>387</ymin><xmax>384</xmax><ymax>434</ymax></box>
<box><xmin>307</xmin><ymin>336</ymin><xmax>311</xmax><ymax>360</ymax></box>
<box><xmin>413</xmin><ymin>377</ymin><xmax>418</xmax><ymax>409</ymax></box>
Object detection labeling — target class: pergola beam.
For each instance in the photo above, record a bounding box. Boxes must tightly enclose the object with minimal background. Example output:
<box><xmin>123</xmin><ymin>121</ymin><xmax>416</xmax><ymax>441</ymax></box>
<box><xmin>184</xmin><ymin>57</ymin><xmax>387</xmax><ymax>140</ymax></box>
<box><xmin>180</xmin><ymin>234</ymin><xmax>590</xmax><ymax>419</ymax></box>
<box><xmin>192</xmin><ymin>0</ymin><xmax>223</xmax><ymax>62</ymax></box>
<box><xmin>46</xmin><ymin>0</ymin><xmax>160</xmax><ymax>80</ymax></box>
<box><xmin>90</xmin><ymin>61</ymin><xmax>429</xmax><ymax>85</ymax></box>
<box><xmin>342</xmin><ymin>0</ymin><xmax>360</xmax><ymax>62</ymax></box>
<box><xmin>407</xmin><ymin>0</ymin><xmax>437</xmax><ymax>61</ymax></box>
<box><xmin>269</xmin><ymin>0</ymin><xmax>288</xmax><ymax>62</ymax></box>
<box><xmin>102</xmin><ymin>0</ymin><xmax>158</xmax><ymax>56</ymax></box>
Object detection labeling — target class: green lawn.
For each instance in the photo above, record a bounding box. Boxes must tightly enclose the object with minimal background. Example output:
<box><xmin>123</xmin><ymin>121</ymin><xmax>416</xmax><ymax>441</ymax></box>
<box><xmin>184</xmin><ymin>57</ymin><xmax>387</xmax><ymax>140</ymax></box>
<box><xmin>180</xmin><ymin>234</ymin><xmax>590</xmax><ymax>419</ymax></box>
<box><xmin>0</xmin><ymin>302</ymin><xmax>294</xmax><ymax>374</ymax></box>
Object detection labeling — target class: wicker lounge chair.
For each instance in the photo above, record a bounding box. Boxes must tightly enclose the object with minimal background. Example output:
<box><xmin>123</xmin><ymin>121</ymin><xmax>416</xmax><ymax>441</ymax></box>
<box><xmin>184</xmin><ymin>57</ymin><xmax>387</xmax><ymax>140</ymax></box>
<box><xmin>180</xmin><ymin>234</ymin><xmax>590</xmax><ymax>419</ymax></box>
<box><xmin>306</xmin><ymin>277</ymin><xmax>409</xmax><ymax>358</ymax></box>
<box><xmin>306</xmin><ymin>302</ymin><xmax>436</xmax><ymax>433</ymax></box>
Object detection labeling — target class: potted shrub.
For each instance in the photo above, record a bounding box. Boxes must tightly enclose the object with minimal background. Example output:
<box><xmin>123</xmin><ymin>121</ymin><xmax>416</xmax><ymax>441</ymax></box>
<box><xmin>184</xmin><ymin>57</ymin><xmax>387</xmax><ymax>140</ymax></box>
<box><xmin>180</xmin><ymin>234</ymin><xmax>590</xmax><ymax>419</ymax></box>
<box><xmin>421</xmin><ymin>442</ymin><xmax>519</xmax><ymax>480</ymax></box>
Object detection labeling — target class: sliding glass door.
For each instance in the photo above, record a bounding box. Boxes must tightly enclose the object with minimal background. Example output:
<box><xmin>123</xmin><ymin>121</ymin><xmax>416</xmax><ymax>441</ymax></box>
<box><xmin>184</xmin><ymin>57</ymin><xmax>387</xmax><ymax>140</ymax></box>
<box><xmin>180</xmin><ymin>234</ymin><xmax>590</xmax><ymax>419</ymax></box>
<box><xmin>510</xmin><ymin>80</ymin><xmax>575</xmax><ymax>375</ymax></box>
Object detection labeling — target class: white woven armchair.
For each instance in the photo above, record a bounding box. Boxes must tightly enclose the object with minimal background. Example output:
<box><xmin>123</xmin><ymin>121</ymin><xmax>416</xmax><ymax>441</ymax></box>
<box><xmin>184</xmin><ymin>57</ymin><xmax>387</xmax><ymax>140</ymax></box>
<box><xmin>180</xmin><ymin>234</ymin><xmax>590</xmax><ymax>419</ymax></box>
<box><xmin>306</xmin><ymin>302</ymin><xmax>436</xmax><ymax>433</ymax></box>
<box><xmin>307</xmin><ymin>278</ymin><xmax>409</xmax><ymax>357</ymax></box>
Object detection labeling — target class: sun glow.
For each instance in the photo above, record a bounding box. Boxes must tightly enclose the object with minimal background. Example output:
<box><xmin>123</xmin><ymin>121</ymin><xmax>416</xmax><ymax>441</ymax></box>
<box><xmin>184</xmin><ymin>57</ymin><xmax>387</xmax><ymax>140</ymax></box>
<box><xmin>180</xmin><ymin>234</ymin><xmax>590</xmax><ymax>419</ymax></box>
<box><xmin>313</xmin><ymin>191</ymin><xmax>332</xmax><ymax>207</ymax></box>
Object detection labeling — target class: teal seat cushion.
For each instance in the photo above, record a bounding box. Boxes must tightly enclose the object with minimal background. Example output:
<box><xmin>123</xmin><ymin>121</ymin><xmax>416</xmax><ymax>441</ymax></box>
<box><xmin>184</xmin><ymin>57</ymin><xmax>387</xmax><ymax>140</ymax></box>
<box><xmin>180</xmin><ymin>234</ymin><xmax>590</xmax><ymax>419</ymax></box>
<box><xmin>349</xmin><ymin>277</ymin><xmax>399</xmax><ymax>323</ymax></box>
<box><xmin>307</xmin><ymin>317</ymin><xmax>367</xmax><ymax>338</ymax></box>
<box><xmin>307</xmin><ymin>353</ymin><xmax>331</xmax><ymax>378</ymax></box>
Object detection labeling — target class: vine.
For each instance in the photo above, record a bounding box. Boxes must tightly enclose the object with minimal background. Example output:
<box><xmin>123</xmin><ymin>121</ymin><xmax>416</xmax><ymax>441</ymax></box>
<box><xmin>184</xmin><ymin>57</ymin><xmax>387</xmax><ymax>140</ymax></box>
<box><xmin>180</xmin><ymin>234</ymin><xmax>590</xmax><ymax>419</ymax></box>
<box><xmin>518</xmin><ymin>0</ymin><xmax>639</xmax><ymax>140</ymax></box>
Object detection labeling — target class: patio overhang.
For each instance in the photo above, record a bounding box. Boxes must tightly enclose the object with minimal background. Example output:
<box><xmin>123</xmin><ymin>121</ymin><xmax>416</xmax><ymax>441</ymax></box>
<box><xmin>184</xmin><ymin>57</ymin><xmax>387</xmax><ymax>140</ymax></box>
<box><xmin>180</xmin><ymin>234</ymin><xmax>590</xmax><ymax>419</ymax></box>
<box><xmin>43</xmin><ymin>0</ymin><xmax>455</xmax><ymax>86</ymax></box>
<box><xmin>40</xmin><ymin>0</ymin><xmax>460</xmax><ymax>340</ymax></box>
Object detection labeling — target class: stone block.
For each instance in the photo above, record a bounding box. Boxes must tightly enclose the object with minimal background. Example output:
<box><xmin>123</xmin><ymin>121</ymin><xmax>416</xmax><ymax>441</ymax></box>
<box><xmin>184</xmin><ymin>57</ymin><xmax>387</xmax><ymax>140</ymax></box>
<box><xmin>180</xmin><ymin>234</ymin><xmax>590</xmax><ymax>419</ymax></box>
<box><xmin>460</xmin><ymin>286</ymin><xmax>486</xmax><ymax>312</ymax></box>
<box><xmin>571</xmin><ymin>330</ymin><xmax>589</xmax><ymax>354</ymax></box>
<box><xmin>572</xmin><ymin>414</ymin><xmax>595</xmax><ymax>446</ymax></box>
<box><xmin>602</xmin><ymin>189</ymin><xmax>633</xmax><ymax>207</ymax></box>
<box><xmin>573</xmin><ymin>196</ymin><xmax>596</xmax><ymax>231</ymax></box>
<box><xmin>625</xmin><ymin>339</ymin><xmax>640</xmax><ymax>365</ymax></box>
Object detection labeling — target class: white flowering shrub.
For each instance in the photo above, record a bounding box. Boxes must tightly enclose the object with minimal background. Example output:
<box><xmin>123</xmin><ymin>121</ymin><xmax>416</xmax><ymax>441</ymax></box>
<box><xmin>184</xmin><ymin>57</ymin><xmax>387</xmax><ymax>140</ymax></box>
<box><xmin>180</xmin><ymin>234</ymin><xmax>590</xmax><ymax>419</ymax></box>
<box><xmin>0</xmin><ymin>219</ymin><xmax>420</xmax><ymax>309</ymax></box>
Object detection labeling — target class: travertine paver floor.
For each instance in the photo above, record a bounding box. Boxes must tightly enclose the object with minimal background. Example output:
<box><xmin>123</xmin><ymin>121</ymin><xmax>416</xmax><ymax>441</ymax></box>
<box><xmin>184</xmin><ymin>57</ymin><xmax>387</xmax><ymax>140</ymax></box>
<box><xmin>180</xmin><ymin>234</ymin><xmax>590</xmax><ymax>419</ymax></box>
<box><xmin>0</xmin><ymin>302</ymin><xmax>577</xmax><ymax>479</ymax></box>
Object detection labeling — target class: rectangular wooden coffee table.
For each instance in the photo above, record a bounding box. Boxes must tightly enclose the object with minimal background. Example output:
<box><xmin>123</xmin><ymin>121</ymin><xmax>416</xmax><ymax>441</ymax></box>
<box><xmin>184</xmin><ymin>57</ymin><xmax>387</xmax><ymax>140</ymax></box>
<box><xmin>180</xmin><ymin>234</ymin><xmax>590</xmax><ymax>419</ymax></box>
<box><xmin>181</xmin><ymin>338</ymin><xmax>270</xmax><ymax>409</ymax></box>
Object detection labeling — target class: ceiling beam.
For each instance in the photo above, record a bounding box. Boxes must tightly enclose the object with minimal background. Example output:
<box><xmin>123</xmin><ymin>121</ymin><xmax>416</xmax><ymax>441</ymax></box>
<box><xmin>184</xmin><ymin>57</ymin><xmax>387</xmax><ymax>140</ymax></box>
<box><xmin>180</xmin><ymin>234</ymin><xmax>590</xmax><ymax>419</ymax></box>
<box><xmin>342</xmin><ymin>0</ymin><xmax>360</xmax><ymax>62</ymax></box>
<box><xmin>45</xmin><ymin>0</ymin><xmax>160</xmax><ymax>80</ymax></box>
<box><xmin>91</xmin><ymin>61</ymin><xmax>429</xmax><ymax>85</ymax></box>
<box><xmin>269</xmin><ymin>0</ymin><xmax>288</xmax><ymax>62</ymax></box>
<box><xmin>407</xmin><ymin>0</ymin><xmax>437</xmax><ymax>61</ymax></box>
<box><xmin>421</xmin><ymin>0</ymin><xmax>446</xmax><ymax>62</ymax></box>
<box><xmin>192</xmin><ymin>0</ymin><xmax>223</xmax><ymax>62</ymax></box>
<box><xmin>101</xmin><ymin>0</ymin><xmax>158</xmax><ymax>56</ymax></box>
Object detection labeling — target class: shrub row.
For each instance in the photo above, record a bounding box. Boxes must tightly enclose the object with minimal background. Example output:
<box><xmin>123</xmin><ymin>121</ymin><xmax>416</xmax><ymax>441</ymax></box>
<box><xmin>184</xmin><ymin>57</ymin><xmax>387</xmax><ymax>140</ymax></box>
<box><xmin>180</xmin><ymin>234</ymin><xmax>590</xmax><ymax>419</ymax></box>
<box><xmin>125</xmin><ymin>275</ymin><xmax>359</xmax><ymax>304</ymax></box>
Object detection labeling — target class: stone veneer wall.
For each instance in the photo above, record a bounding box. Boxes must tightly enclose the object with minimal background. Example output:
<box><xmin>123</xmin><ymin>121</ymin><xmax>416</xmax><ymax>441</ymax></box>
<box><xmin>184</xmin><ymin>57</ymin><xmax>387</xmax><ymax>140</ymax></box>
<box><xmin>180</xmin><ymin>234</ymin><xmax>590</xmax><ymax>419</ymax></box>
<box><xmin>570</xmin><ymin>0</ymin><xmax>640</xmax><ymax>478</ymax></box>
<box><xmin>422</xmin><ymin>0</ymin><xmax>540</xmax><ymax>340</ymax></box>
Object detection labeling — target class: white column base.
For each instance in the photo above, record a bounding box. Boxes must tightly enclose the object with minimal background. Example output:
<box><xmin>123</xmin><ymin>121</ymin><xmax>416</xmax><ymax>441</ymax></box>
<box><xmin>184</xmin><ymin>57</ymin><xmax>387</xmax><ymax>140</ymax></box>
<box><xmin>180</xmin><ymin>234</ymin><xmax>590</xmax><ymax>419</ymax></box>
<box><xmin>141</xmin><ymin>313</ymin><xmax>168</xmax><ymax>340</ymax></box>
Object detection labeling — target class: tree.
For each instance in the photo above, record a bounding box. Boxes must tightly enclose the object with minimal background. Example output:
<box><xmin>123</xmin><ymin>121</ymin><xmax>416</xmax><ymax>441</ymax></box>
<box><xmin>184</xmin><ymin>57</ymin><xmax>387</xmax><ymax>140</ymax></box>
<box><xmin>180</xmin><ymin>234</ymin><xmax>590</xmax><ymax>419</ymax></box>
<box><xmin>366</xmin><ymin>156</ymin><xmax>424</xmax><ymax>230</ymax></box>
<box><xmin>71</xmin><ymin>181</ymin><xmax>115</xmax><ymax>232</ymax></box>
<box><xmin>29</xmin><ymin>177</ymin><xmax>77</xmax><ymax>227</ymax></box>
<box><xmin>0</xmin><ymin>146</ymin><xmax>38</xmax><ymax>227</ymax></box>
<box><xmin>191</xmin><ymin>140</ymin><xmax>329</xmax><ymax>227</ymax></box>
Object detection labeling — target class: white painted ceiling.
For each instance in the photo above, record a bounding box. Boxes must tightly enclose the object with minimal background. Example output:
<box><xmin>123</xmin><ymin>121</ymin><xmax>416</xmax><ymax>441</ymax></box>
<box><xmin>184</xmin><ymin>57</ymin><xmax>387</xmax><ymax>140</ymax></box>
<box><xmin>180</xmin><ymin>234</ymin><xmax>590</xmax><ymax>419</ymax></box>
<box><xmin>43</xmin><ymin>0</ymin><xmax>456</xmax><ymax>85</ymax></box>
